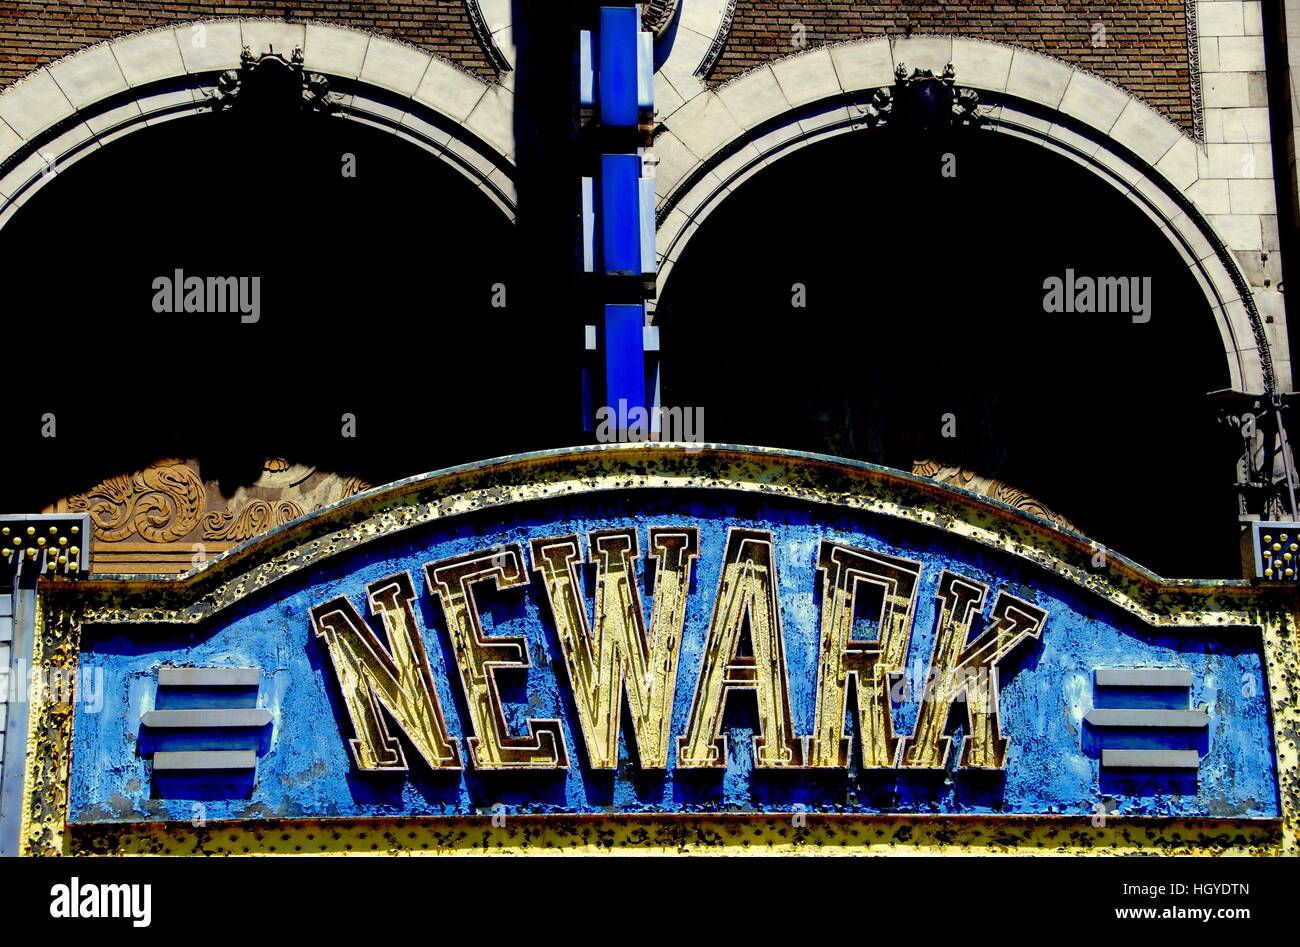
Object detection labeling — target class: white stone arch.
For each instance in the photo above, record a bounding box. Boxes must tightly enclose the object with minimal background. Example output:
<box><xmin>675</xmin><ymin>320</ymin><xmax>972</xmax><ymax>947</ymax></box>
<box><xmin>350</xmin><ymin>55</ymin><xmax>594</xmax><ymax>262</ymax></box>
<box><xmin>651</xmin><ymin>35</ymin><xmax>1286</xmax><ymax>395</ymax></box>
<box><xmin>0</xmin><ymin>19</ymin><xmax>520</xmax><ymax>230</ymax></box>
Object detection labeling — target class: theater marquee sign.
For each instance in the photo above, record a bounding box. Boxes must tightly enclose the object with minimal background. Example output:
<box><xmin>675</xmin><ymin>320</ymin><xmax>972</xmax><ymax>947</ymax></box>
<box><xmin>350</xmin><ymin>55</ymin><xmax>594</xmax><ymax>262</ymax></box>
<box><xmin>17</xmin><ymin>447</ymin><xmax>1299</xmax><ymax>855</ymax></box>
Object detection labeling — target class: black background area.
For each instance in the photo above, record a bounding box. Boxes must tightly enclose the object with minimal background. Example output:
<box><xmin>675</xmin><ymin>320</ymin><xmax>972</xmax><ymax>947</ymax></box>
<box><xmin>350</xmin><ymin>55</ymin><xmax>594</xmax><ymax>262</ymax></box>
<box><xmin>0</xmin><ymin>109</ymin><xmax>576</xmax><ymax>509</ymax></box>
<box><xmin>658</xmin><ymin>127</ymin><xmax>1238</xmax><ymax>577</ymax></box>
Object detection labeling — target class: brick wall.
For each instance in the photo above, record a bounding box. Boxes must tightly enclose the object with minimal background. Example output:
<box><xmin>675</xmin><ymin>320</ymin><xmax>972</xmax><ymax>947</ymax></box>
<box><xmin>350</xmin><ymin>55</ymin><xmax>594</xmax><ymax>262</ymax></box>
<box><xmin>0</xmin><ymin>1</ymin><xmax>495</xmax><ymax>92</ymax></box>
<box><xmin>710</xmin><ymin>1</ymin><xmax>1195</xmax><ymax>132</ymax></box>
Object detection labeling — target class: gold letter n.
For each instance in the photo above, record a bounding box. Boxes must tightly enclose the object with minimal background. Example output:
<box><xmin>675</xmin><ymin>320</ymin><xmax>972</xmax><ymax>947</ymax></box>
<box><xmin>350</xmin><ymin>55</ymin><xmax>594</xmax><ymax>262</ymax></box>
<box><xmin>311</xmin><ymin>572</ymin><xmax>462</xmax><ymax>771</ymax></box>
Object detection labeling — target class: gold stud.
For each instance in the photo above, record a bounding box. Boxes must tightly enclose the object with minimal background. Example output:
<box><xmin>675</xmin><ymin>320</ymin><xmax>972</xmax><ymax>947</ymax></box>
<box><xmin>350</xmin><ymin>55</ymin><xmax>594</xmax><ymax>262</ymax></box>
<box><xmin>68</xmin><ymin>561</ymin><xmax>78</xmax><ymax>571</ymax></box>
<box><xmin>1284</xmin><ymin>534</ymin><xmax>1291</xmax><ymax>542</ymax></box>
<box><xmin>58</xmin><ymin>555</ymin><xmax>67</xmax><ymax>565</ymax></box>
<box><xmin>25</xmin><ymin>526</ymin><xmax>34</xmax><ymax>536</ymax></box>
<box><xmin>70</xmin><ymin>525</ymin><xmax>79</xmax><ymax>535</ymax></box>
<box><xmin>36</xmin><ymin>537</ymin><xmax>45</xmax><ymax>547</ymax></box>
<box><xmin>1273</xmin><ymin>543</ymin><xmax>1282</xmax><ymax>551</ymax></box>
<box><xmin>70</xmin><ymin>546</ymin><xmax>79</xmax><ymax>556</ymax></box>
<box><xmin>25</xmin><ymin>548</ymin><xmax>36</xmax><ymax>559</ymax></box>
<box><xmin>1286</xmin><ymin>553</ymin><xmax>1293</xmax><ymax>562</ymax></box>
<box><xmin>1264</xmin><ymin>534</ymin><xmax>1274</xmax><ymax>544</ymax></box>
<box><xmin>58</xmin><ymin>536</ymin><xmax>67</xmax><ymax>547</ymax></box>
<box><xmin>1264</xmin><ymin>550</ymin><xmax>1272</xmax><ymax>558</ymax></box>
<box><xmin>48</xmin><ymin>525</ymin><xmax>57</xmax><ymax>535</ymax></box>
<box><xmin>1288</xmin><ymin>568</ymin><xmax>1295</xmax><ymax>578</ymax></box>
<box><xmin>0</xmin><ymin>527</ymin><xmax>7</xmax><ymax>536</ymax></box>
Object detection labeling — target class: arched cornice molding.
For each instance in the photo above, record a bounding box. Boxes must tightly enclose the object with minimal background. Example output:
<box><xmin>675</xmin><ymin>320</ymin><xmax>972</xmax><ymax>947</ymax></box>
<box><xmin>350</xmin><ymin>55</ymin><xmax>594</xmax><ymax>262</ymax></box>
<box><xmin>464</xmin><ymin>1</ymin><xmax>513</xmax><ymax>74</ymax></box>
<box><xmin>0</xmin><ymin>19</ymin><xmax>520</xmax><ymax>227</ymax></box>
<box><xmin>651</xmin><ymin>35</ymin><xmax>1283</xmax><ymax>394</ymax></box>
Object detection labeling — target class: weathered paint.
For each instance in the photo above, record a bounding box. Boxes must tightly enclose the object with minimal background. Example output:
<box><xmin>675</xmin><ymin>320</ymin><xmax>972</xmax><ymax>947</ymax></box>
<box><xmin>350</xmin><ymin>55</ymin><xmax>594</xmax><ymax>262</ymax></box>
<box><xmin>19</xmin><ymin>446</ymin><xmax>1300</xmax><ymax>855</ymax></box>
<box><xmin>67</xmin><ymin>813</ymin><xmax>1283</xmax><ymax>856</ymax></box>
<box><xmin>67</xmin><ymin>492</ymin><xmax>1278</xmax><ymax>823</ymax></box>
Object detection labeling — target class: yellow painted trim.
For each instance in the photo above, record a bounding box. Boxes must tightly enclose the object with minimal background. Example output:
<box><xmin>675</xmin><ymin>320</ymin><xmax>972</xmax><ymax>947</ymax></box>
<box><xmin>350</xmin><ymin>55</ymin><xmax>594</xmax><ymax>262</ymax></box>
<box><xmin>67</xmin><ymin>814</ymin><xmax>1282</xmax><ymax>856</ymax></box>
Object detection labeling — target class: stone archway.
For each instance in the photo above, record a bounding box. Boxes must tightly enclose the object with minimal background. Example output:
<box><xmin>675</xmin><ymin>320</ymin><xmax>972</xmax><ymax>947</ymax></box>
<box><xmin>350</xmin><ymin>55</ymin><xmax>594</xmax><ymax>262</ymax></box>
<box><xmin>0</xmin><ymin>19</ymin><xmax>521</xmax><ymax>229</ymax></box>
<box><xmin>650</xmin><ymin>35</ymin><xmax>1285</xmax><ymax>395</ymax></box>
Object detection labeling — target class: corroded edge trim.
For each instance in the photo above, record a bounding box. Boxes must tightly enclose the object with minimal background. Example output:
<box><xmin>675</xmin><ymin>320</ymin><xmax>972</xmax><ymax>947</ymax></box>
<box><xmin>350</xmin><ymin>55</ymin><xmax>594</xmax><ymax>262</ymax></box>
<box><xmin>65</xmin><ymin>814</ymin><xmax>1283</xmax><ymax>856</ymax></box>
<box><xmin>21</xmin><ymin>596</ymin><xmax>82</xmax><ymax>857</ymax></box>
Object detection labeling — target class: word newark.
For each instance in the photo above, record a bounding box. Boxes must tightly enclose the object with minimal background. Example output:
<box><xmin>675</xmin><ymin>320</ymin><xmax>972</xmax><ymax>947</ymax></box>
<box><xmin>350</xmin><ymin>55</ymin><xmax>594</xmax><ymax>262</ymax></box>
<box><xmin>311</xmin><ymin>528</ymin><xmax>1048</xmax><ymax>773</ymax></box>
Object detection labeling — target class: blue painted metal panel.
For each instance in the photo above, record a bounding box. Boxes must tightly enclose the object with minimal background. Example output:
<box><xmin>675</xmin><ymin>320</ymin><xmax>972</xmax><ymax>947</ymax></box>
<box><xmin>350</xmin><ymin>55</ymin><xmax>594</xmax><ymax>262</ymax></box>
<box><xmin>69</xmin><ymin>492</ymin><xmax>1279</xmax><ymax>823</ymax></box>
<box><xmin>600</xmin><ymin>153</ymin><xmax>642</xmax><ymax>275</ymax></box>
<box><xmin>604</xmin><ymin>303</ymin><xmax>646</xmax><ymax>415</ymax></box>
<box><xmin>599</xmin><ymin>6</ymin><xmax>639</xmax><ymax>126</ymax></box>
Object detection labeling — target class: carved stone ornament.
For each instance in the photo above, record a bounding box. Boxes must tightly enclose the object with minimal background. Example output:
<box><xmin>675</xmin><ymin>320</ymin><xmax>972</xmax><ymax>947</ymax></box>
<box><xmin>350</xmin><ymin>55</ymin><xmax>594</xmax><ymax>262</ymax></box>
<box><xmin>207</xmin><ymin>45</ymin><xmax>337</xmax><ymax>115</ymax></box>
<box><xmin>863</xmin><ymin>63</ymin><xmax>987</xmax><ymax>131</ymax></box>
<box><xmin>53</xmin><ymin>459</ymin><xmax>371</xmax><ymax>573</ymax></box>
<box><xmin>67</xmin><ymin>461</ymin><xmax>205</xmax><ymax>544</ymax></box>
<box><xmin>203</xmin><ymin>499</ymin><xmax>305</xmax><ymax>541</ymax></box>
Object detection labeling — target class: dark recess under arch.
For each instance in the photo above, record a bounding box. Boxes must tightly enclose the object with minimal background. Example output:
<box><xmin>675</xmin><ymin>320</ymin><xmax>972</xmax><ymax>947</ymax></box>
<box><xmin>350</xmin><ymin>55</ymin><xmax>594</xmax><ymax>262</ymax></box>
<box><xmin>657</xmin><ymin>127</ymin><xmax>1237</xmax><ymax>577</ymax></box>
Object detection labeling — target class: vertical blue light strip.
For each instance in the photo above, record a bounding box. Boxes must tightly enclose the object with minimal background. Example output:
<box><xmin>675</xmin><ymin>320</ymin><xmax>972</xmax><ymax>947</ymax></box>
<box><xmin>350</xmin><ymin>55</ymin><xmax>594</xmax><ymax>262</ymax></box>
<box><xmin>585</xmin><ymin>6</ymin><xmax>656</xmax><ymax>427</ymax></box>
<box><xmin>605</xmin><ymin>303</ymin><xmax>646</xmax><ymax>418</ymax></box>
<box><xmin>599</xmin><ymin>6</ymin><xmax>639</xmax><ymax>127</ymax></box>
<box><xmin>601</xmin><ymin>153</ymin><xmax>641</xmax><ymax>276</ymax></box>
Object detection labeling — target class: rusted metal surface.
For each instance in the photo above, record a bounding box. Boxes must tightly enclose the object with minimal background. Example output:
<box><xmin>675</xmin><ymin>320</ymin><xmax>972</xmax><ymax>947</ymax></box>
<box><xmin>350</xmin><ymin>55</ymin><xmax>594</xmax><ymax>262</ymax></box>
<box><xmin>17</xmin><ymin>445</ymin><xmax>1300</xmax><ymax>855</ymax></box>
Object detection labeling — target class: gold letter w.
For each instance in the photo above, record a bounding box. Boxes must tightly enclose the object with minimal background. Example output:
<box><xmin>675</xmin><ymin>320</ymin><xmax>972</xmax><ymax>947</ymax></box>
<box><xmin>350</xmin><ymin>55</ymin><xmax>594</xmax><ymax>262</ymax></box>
<box><xmin>531</xmin><ymin>528</ymin><xmax>699</xmax><ymax>769</ymax></box>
